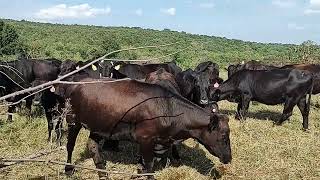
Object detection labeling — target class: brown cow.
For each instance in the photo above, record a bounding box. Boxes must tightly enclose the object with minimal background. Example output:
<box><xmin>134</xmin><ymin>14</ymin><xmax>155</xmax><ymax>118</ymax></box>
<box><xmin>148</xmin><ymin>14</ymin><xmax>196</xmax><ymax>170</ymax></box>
<box><xmin>55</xmin><ymin>78</ymin><xmax>232</xmax><ymax>179</ymax></box>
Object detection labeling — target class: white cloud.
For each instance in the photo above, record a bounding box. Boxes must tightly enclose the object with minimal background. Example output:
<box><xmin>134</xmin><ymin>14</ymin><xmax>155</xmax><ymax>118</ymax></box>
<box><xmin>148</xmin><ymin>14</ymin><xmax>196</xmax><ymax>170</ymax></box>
<box><xmin>288</xmin><ymin>23</ymin><xmax>305</xmax><ymax>30</ymax></box>
<box><xmin>310</xmin><ymin>0</ymin><xmax>320</xmax><ymax>8</ymax></box>
<box><xmin>304</xmin><ymin>9</ymin><xmax>320</xmax><ymax>14</ymax></box>
<box><xmin>272</xmin><ymin>0</ymin><xmax>296</xmax><ymax>8</ymax></box>
<box><xmin>304</xmin><ymin>0</ymin><xmax>320</xmax><ymax>14</ymax></box>
<box><xmin>35</xmin><ymin>4</ymin><xmax>111</xmax><ymax>20</ymax></box>
<box><xmin>161</xmin><ymin>8</ymin><xmax>176</xmax><ymax>16</ymax></box>
<box><xmin>199</xmin><ymin>2</ymin><xmax>215</xmax><ymax>9</ymax></box>
<box><xmin>135</xmin><ymin>9</ymin><xmax>143</xmax><ymax>16</ymax></box>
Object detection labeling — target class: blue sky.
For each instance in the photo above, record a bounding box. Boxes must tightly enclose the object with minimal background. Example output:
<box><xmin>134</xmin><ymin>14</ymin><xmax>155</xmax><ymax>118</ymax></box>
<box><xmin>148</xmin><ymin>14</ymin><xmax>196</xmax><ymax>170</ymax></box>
<box><xmin>0</xmin><ymin>0</ymin><xmax>319</xmax><ymax>44</ymax></box>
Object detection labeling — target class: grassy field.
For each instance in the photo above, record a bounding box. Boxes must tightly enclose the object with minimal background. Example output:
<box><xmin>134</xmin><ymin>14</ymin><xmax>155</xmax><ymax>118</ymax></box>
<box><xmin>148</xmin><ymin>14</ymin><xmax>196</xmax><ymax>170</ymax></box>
<box><xmin>1</xmin><ymin>72</ymin><xmax>320</xmax><ymax>180</ymax></box>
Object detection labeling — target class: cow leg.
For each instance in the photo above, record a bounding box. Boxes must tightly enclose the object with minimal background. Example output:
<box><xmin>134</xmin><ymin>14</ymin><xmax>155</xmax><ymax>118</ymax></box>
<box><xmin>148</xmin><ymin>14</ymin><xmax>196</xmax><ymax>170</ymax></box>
<box><xmin>297</xmin><ymin>96</ymin><xmax>310</xmax><ymax>130</ymax></box>
<box><xmin>236</xmin><ymin>94</ymin><xmax>250</xmax><ymax>121</ymax></box>
<box><xmin>169</xmin><ymin>145</ymin><xmax>181</xmax><ymax>166</ymax></box>
<box><xmin>65</xmin><ymin>123</ymin><xmax>82</xmax><ymax>175</ymax></box>
<box><xmin>25</xmin><ymin>96</ymin><xmax>33</xmax><ymax>119</ymax></box>
<box><xmin>7</xmin><ymin>105</ymin><xmax>15</xmax><ymax>122</ymax></box>
<box><xmin>276</xmin><ymin>98</ymin><xmax>295</xmax><ymax>126</ymax></box>
<box><xmin>171</xmin><ymin>145</ymin><xmax>180</xmax><ymax>160</ymax></box>
<box><xmin>235</xmin><ymin>102</ymin><xmax>242</xmax><ymax>120</ymax></box>
<box><xmin>45</xmin><ymin>110</ymin><xmax>54</xmax><ymax>143</ymax></box>
<box><xmin>139</xmin><ymin>142</ymin><xmax>155</xmax><ymax>180</ymax></box>
<box><xmin>55</xmin><ymin>119</ymin><xmax>63</xmax><ymax>146</ymax></box>
<box><xmin>87</xmin><ymin>133</ymin><xmax>107</xmax><ymax>179</ymax></box>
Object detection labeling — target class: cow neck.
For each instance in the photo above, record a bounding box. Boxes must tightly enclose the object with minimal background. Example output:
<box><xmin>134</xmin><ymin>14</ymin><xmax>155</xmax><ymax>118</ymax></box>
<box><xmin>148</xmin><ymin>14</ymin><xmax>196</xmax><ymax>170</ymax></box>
<box><xmin>220</xmin><ymin>78</ymin><xmax>236</xmax><ymax>93</ymax></box>
<box><xmin>174</xmin><ymin>96</ymin><xmax>210</xmax><ymax>131</ymax></box>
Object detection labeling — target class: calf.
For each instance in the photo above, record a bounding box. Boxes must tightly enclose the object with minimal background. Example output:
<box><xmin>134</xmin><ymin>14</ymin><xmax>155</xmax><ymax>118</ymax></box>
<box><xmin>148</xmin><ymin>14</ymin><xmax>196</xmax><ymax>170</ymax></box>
<box><xmin>211</xmin><ymin>69</ymin><xmax>313</xmax><ymax>130</ymax></box>
<box><xmin>54</xmin><ymin>78</ymin><xmax>232</xmax><ymax>179</ymax></box>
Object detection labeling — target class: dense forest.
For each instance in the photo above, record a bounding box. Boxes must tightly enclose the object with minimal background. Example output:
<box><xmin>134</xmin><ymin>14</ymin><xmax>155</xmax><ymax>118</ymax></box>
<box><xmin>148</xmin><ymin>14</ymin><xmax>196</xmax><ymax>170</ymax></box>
<box><xmin>1</xmin><ymin>19</ymin><xmax>319</xmax><ymax>68</ymax></box>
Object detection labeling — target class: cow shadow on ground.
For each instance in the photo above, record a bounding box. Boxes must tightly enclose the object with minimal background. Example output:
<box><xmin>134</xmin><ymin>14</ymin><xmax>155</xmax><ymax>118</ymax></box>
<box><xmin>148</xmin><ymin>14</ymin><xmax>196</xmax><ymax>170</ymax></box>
<box><xmin>76</xmin><ymin>141</ymin><xmax>220</xmax><ymax>178</ymax></box>
<box><xmin>220</xmin><ymin>109</ymin><xmax>282</xmax><ymax>122</ymax></box>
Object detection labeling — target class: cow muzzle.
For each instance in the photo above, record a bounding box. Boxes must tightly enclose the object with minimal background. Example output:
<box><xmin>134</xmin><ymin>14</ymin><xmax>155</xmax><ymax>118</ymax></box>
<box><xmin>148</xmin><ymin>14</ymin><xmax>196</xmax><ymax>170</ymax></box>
<box><xmin>200</xmin><ymin>99</ymin><xmax>209</xmax><ymax>104</ymax></box>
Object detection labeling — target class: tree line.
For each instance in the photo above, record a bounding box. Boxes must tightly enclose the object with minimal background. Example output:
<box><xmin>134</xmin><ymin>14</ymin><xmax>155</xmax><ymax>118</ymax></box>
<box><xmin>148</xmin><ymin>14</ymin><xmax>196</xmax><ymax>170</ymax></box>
<box><xmin>1</xmin><ymin>19</ymin><xmax>319</xmax><ymax>69</ymax></box>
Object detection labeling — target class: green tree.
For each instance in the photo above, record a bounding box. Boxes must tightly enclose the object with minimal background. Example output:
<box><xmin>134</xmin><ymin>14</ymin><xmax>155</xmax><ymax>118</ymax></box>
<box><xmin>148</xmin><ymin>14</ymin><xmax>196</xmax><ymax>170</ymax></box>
<box><xmin>100</xmin><ymin>35</ymin><xmax>121</xmax><ymax>58</ymax></box>
<box><xmin>0</xmin><ymin>21</ymin><xmax>24</xmax><ymax>56</ymax></box>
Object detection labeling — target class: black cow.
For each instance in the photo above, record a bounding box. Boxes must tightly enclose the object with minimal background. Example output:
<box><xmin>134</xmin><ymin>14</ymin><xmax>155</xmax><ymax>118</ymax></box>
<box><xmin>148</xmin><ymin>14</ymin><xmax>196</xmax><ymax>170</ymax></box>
<box><xmin>175</xmin><ymin>68</ymin><xmax>221</xmax><ymax>107</ymax></box>
<box><xmin>211</xmin><ymin>69</ymin><xmax>313</xmax><ymax>130</ymax></box>
<box><xmin>0</xmin><ymin>58</ymin><xmax>61</xmax><ymax>122</ymax></box>
<box><xmin>117</xmin><ymin>60</ymin><xmax>182</xmax><ymax>80</ymax></box>
<box><xmin>53</xmin><ymin>77</ymin><xmax>232</xmax><ymax>179</ymax></box>
<box><xmin>227</xmin><ymin>60</ymin><xmax>278</xmax><ymax>78</ymax></box>
<box><xmin>281</xmin><ymin>64</ymin><xmax>320</xmax><ymax>95</ymax></box>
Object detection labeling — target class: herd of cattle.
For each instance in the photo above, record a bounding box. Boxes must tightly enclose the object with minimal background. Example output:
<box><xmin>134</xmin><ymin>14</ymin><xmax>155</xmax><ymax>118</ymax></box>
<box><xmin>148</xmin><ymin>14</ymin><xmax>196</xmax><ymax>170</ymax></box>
<box><xmin>0</xmin><ymin>58</ymin><xmax>319</xmax><ymax>179</ymax></box>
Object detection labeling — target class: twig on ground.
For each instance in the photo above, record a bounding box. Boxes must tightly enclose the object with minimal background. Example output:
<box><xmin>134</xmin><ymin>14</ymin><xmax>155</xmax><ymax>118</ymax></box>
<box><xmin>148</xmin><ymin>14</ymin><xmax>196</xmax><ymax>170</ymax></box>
<box><xmin>0</xmin><ymin>158</ymin><xmax>156</xmax><ymax>176</ymax></box>
<box><xmin>0</xmin><ymin>146</ymin><xmax>65</xmax><ymax>169</ymax></box>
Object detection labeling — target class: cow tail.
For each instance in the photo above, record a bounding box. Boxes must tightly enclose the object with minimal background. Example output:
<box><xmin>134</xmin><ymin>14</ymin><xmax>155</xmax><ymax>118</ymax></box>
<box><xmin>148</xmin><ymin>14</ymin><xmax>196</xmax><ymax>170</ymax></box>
<box><xmin>307</xmin><ymin>77</ymin><xmax>314</xmax><ymax>113</ymax></box>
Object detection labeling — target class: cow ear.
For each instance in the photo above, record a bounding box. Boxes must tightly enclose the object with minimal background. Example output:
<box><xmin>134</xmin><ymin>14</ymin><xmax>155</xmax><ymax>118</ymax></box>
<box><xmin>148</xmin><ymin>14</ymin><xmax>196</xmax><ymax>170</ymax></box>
<box><xmin>209</xmin><ymin>113</ymin><xmax>219</xmax><ymax>132</ymax></box>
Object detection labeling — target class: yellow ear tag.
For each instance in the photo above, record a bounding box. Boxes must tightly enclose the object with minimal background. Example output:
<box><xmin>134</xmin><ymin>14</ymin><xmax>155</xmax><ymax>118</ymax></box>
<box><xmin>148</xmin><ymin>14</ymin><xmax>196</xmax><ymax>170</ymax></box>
<box><xmin>92</xmin><ymin>64</ymin><xmax>97</xmax><ymax>71</ymax></box>
<box><xmin>50</xmin><ymin>86</ymin><xmax>56</xmax><ymax>92</ymax></box>
<box><xmin>114</xmin><ymin>65</ymin><xmax>121</xmax><ymax>70</ymax></box>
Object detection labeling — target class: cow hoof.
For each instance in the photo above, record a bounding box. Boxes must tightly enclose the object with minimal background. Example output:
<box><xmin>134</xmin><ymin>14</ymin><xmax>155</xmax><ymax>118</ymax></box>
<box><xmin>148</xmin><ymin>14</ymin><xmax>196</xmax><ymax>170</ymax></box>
<box><xmin>302</xmin><ymin>128</ymin><xmax>310</xmax><ymax>133</ymax></box>
<box><xmin>171</xmin><ymin>158</ymin><xmax>182</xmax><ymax>167</ymax></box>
<box><xmin>65</xmin><ymin>165</ymin><xmax>75</xmax><ymax>176</ymax></box>
<box><xmin>98</xmin><ymin>174</ymin><xmax>109</xmax><ymax>180</ymax></box>
<box><xmin>274</xmin><ymin>121</ymin><xmax>282</xmax><ymax>126</ymax></box>
<box><xmin>235</xmin><ymin>115</ymin><xmax>241</xmax><ymax>121</ymax></box>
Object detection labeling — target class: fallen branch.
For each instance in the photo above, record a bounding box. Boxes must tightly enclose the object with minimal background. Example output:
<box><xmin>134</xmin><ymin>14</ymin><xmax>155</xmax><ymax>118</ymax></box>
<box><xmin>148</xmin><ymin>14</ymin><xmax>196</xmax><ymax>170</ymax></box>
<box><xmin>0</xmin><ymin>146</ymin><xmax>65</xmax><ymax>169</ymax></box>
<box><xmin>0</xmin><ymin>42</ymin><xmax>180</xmax><ymax>102</ymax></box>
<box><xmin>0</xmin><ymin>158</ymin><xmax>155</xmax><ymax>177</ymax></box>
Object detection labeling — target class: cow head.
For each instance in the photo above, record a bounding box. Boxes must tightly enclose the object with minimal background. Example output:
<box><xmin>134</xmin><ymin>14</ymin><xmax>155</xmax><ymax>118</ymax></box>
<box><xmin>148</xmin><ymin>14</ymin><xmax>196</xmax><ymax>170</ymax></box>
<box><xmin>98</xmin><ymin>60</ymin><xmax>114</xmax><ymax>77</ymax></box>
<box><xmin>194</xmin><ymin>72</ymin><xmax>211</xmax><ymax>105</ymax></box>
<box><xmin>166</xmin><ymin>60</ymin><xmax>182</xmax><ymax>75</ymax></box>
<box><xmin>227</xmin><ymin>64</ymin><xmax>241</xmax><ymax>78</ymax></box>
<box><xmin>59</xmin><ymin>60</ymin><xmax>100</xmax><ymax>78</ymax></box>
<box><xmin>195</xmin><ymin>61</ymin><xmax>219</xmax><ymax>78</ymax></box>
<box><xmin>98</xmin><ymin>60</ymin><xmax>126</xmax><ymax>78</ymax></box>
<box><xmin>59</xmin><ymin>60</ymin><xmax>77</xmax><ymax>76</ymax></box>
<box><xmin>198</xmin><ymin>113</ymin><xmax>232</xmax><ymax>164</ymax></box>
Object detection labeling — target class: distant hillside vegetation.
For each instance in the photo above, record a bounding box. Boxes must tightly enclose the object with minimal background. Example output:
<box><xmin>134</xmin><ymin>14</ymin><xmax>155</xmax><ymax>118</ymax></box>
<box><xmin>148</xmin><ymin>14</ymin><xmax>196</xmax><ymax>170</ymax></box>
<box><xmin>1</xmin><ymin>19</ymin><xmax>320</xmax><ymax>68</ymax></box>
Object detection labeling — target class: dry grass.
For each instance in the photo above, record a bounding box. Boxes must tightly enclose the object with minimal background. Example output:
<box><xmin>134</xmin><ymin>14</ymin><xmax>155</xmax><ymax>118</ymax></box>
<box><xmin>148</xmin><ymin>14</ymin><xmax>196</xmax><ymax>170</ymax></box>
<box><xmin>1</xmin><ymin>72</ymin><xmax>320</xmax><ymax>179</ymax></box>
